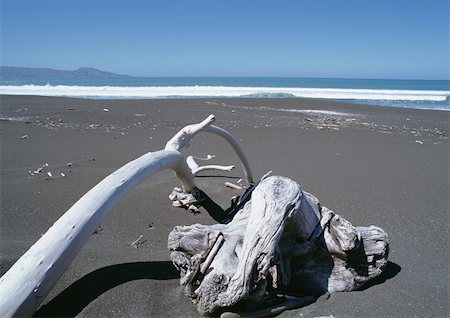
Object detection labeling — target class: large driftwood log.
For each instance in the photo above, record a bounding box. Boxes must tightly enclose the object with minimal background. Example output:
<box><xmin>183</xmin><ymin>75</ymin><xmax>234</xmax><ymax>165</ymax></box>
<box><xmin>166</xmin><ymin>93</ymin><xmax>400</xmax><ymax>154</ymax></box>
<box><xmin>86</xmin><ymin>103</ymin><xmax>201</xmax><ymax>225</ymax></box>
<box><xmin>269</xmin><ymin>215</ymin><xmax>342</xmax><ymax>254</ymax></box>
<box><xmin>169</xmin><ymin>176</ymin><xmax>389</xmax><ymax>316</ymax></box>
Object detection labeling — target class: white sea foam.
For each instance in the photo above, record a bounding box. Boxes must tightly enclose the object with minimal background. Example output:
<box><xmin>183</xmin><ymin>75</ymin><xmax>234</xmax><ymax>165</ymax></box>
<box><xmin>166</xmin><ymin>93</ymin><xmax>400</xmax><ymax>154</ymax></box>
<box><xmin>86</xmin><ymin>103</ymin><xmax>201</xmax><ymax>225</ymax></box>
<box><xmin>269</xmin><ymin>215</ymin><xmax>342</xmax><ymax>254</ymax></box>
<box><xmin>276</xmin><ymin>109</ymin><xmax>352</xmax><ymax>116</ymax></box>
<box><xmin>0</xmin><ymin>84</ymin><xmax>449</xmax><ymax>102</ymax></box>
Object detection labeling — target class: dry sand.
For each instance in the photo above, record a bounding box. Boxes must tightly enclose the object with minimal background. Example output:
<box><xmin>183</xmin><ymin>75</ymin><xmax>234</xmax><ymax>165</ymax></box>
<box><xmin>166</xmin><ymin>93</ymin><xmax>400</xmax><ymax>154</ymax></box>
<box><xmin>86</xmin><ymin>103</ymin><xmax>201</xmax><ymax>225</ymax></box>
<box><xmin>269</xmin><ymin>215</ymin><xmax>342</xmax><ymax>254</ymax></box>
<box><xmin>0</xmin><ymin>95</ymin><xmax>448</xmax><ymax>317</ymax></box>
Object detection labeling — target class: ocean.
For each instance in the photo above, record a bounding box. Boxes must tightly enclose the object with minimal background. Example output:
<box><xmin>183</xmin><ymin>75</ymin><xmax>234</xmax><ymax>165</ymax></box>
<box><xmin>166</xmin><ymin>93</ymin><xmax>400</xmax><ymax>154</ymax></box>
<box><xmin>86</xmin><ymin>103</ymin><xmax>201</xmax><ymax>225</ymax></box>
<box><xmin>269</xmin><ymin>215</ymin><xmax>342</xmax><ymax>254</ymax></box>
<box><xmin>1</xmin><ymin>77</ymin><xmax>449</xmax><ymax>111</ymax></box>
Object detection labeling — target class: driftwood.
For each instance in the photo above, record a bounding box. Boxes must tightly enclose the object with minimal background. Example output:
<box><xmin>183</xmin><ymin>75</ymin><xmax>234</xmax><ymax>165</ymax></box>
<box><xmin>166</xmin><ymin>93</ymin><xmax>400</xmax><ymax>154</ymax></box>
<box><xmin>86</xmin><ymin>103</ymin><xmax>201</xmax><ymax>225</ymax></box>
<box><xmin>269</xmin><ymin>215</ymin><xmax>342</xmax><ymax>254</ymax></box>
<box><xmin>169</xmin><ymin>175</ymin><xmax>389</xmax><ymax>316</ymax></box>
<box><xmin>0</xmin><ymin>115</ymin><xmax>252</xmax><ymax>317</ymax></box>
<box><xmin>0</xmin><ymin>114</ymin><xmax>389</xmax><ymax>317</ymax></box>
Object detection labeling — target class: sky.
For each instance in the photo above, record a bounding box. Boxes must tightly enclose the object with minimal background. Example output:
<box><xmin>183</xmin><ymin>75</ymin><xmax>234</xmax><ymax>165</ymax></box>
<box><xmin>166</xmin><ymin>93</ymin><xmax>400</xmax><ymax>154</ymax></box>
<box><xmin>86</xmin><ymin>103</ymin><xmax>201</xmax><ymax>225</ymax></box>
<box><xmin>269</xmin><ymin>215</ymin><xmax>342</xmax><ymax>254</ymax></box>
<box><xmin>1</xmin><ymin>0</ymin><xmax>448</xmax><ymax>79</ymax></box>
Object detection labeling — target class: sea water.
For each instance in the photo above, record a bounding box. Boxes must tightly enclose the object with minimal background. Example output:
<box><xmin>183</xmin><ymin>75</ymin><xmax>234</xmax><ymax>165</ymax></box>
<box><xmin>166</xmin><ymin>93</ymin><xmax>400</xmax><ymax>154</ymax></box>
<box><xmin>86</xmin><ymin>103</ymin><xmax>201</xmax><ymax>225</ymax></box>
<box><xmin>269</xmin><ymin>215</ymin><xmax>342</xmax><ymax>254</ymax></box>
<box><xmin>1</xmin><ymin>77</ymin><xmax>449</xmax><ymax>111</ymax></box>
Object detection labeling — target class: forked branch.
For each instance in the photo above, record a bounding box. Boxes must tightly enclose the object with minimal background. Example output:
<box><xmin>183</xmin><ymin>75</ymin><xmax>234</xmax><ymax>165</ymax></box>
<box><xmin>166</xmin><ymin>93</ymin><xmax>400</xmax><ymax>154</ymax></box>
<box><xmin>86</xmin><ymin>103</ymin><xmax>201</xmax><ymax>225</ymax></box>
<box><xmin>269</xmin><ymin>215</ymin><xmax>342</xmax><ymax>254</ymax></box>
<box><xmin>0</xmin><ymin>115</ymin><xmax>252</xmax><ymax>317</ymax></box>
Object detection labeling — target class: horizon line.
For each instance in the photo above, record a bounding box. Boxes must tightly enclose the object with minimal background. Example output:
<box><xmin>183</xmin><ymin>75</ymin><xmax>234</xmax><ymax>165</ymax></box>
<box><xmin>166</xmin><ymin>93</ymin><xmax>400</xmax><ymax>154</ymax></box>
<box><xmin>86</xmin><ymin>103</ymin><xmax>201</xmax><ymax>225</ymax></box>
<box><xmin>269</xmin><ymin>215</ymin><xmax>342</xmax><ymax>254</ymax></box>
<box><xmin>1</xmin><ymin>65</ymin><xmax>449</xmax><ymax>82</ymax></box>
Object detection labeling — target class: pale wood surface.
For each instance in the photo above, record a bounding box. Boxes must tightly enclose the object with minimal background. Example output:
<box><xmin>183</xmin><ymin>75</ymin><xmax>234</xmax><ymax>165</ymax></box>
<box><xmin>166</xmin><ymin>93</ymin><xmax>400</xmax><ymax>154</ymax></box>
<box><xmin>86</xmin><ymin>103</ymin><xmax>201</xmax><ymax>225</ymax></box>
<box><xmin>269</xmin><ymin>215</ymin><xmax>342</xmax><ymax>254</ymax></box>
<box><xmin>169</xmin><ymin>176</ymin><xmax>389</xmax><ymax>316</ymax></box>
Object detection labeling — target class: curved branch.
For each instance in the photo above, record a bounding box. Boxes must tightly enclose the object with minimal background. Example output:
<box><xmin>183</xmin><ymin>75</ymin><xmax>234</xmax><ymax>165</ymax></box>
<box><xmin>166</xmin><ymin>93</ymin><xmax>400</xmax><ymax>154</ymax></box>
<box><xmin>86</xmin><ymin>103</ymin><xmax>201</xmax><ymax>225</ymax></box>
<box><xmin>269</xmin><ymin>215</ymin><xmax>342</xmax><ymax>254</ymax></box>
<box><xmin>186</xmin><ymin>155</ymin><xmax>234</xmax><ymax>176</ymax></box>
<box><xmin>0</xmin><ymin>115</ymin><xmax>255</xmax><ymax>317</ymax></box>
<box><xmin>0</xmin><ymin>150</ymin><xmax>194</xmax><ymax>317</ymax></box>
<box><xmin>165</xmin><ymin>115</ymin><xmax>254</xmax><ymax>184</ymax></box>
<box><xmin>192</xmin><ymin>165</ymin><xmax>235</xmax><ymax>175</ymax></box>
<box><xmin>165</xmin><ymin>115</ymin><xmax>215</xmax><ymax>151</ymax></box>
<box><xmin>186</xmin><ymin>155</ymin><xmax>202</xmax><ymax>170</ymax></box>
<box><xmin>204</xmin><ymin>125</ymin><xmax>254</xmax><ymax>184</ymax></box>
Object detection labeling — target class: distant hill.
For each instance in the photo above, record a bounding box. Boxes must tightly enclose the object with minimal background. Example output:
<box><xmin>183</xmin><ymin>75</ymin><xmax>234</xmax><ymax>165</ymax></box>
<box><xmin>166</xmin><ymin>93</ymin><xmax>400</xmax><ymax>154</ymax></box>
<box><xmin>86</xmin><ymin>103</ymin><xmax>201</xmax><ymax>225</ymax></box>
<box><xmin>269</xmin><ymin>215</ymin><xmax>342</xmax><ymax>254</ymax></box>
<box><xmin>0</xmin><ymin>66</ymin><xmax>132</xmax><ymax>80</ymax></box>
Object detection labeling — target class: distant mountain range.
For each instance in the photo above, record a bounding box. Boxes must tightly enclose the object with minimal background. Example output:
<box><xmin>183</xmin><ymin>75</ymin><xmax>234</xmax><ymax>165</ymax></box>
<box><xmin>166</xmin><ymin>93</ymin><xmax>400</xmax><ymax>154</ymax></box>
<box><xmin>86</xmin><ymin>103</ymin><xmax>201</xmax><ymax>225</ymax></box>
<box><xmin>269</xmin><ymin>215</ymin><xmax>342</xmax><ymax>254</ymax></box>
<box><xmin>0</xmin><ymin>66</ymin><xmax>132</xmax><ymax>79</ymax></box>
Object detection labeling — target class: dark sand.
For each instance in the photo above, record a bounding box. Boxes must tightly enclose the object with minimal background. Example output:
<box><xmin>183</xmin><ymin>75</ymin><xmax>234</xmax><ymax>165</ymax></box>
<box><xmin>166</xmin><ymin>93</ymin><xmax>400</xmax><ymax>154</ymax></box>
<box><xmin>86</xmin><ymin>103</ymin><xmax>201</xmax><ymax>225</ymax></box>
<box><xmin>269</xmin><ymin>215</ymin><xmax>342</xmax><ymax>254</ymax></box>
<box><xmin>0</xmin><ymin>95</ymin><xmax>448</xmax><ymax>317</ymax></box>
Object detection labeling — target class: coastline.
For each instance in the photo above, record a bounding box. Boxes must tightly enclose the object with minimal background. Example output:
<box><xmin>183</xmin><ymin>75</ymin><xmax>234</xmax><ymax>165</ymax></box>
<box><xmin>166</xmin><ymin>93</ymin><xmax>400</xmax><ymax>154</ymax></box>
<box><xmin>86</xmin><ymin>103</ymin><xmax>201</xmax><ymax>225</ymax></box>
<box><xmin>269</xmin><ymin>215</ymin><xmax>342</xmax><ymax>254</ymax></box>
<box><xmin>1</xmin><ymin>95</ymin><xmax>448</xmax><ymax>317</ymax></box>
<box><xmin>1</xmin><ymin>76</ymin><xmax>449</xmax><ymax>111</ymax></box>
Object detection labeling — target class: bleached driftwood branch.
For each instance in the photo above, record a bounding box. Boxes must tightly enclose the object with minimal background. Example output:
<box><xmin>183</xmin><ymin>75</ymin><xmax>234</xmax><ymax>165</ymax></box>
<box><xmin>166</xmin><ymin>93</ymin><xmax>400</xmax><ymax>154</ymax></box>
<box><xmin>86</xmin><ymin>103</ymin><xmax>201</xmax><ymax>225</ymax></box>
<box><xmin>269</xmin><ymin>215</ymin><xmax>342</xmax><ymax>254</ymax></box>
<box><xmin>186</xmin><ymin>155</ymin><xmax>235</xmax><ymax>176</ymax></box>
<box><xmin>169</xmin><ymin>176</ymin><xmax>389</xmax><ymax>316</ymax></box>
<box><xmin>0</xmin><ymin>151</ymin><xmax>193</xmax><ymax>317</ymax></box>
<box><xmin>0</xmin><ymin>115</ymin><xmax>251</xmax><ymax>317</ymax></box>
<box><xmin>165</xmin><ymin>114</ymin><xmax>254</xmax><ymax>184</ymax></box>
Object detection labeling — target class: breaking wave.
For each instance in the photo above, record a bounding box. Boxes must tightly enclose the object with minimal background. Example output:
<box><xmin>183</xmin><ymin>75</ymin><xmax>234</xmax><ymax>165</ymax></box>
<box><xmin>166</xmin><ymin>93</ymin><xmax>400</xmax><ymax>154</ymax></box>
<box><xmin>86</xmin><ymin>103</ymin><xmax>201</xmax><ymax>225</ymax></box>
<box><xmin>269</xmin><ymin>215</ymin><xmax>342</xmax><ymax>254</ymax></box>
<box><xmin>1</xmin><ymin>84</ymin><xmax>448</xmax><ymax>101</ymax></box>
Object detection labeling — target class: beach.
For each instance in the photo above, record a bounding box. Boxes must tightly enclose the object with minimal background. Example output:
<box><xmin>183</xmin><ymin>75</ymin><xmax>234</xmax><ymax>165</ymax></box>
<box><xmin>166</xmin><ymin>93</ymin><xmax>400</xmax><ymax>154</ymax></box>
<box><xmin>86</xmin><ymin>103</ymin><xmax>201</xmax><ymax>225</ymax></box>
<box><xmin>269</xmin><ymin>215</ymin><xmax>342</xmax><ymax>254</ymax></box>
<box><xmin>0</xmin><ymin>95</ymin><xmax>448</xmax><ymax>317</ymax></box>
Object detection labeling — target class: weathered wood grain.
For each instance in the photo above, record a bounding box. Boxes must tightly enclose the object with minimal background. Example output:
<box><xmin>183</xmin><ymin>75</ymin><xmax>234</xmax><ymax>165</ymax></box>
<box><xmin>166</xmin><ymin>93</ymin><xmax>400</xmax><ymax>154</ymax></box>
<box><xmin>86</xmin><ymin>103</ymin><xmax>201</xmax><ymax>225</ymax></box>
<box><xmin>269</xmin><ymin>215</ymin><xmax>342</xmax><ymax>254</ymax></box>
<box><xmin>169</xmin><ymin>176</ymin><xmax>389</xmax><ymax>316</ymax></box>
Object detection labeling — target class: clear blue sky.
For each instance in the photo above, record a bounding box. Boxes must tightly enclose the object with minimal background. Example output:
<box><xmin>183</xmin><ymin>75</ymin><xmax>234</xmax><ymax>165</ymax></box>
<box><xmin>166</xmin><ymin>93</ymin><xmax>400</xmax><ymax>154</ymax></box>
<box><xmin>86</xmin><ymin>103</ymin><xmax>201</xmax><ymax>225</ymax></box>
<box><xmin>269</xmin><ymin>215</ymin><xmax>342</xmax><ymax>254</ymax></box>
<box><xmin>1</xmin><ymin>0</ymin><xmax>448</xmax><ymax>79</ymax></box>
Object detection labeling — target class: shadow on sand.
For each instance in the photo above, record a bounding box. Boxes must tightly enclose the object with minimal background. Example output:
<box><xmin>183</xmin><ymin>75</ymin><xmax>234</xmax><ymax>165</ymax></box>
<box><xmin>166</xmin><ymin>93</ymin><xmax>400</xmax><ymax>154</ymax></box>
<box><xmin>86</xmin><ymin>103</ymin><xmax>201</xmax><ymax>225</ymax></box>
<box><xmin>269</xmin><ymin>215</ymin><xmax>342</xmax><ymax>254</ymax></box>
<box><xmin>356</xmin><ymin>261</ymin><xmax>402</xmax><ymax>291</ymax></box>
<box><xmin>33</xmin><ymin>261</ymin><xmax>179</xmax><ymax>317</ymax></box>
<box><xmin>34</xmin><ymin>260</ymin><xmax>400</xmax><ymax>317</ymax></box>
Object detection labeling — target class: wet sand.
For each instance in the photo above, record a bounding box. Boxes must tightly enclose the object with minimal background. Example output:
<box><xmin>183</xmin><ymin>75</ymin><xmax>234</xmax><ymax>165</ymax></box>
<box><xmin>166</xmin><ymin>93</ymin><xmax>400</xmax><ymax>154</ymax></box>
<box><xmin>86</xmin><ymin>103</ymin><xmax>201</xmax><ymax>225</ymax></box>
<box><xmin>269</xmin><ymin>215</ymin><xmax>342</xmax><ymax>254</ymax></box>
<box><xmin>0</xmin><ymin>95</ymin><xmax>448</xmax><ymax>317</ymax></box>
